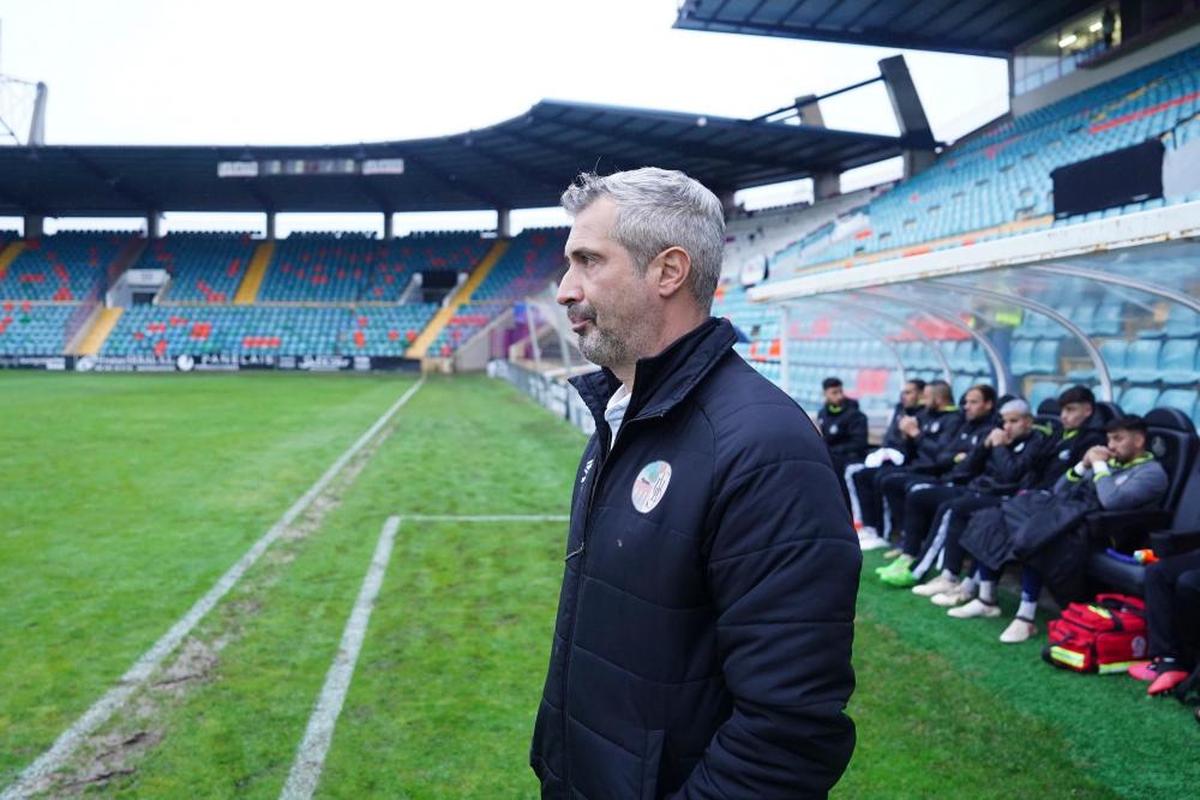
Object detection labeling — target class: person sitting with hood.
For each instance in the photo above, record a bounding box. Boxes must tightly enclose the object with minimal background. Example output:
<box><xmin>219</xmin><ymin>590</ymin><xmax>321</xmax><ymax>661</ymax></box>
<box><xmin>952</xmin><ymin>414</ymin><xmax>1168</xmax><ymax>644</ymax></box>
<box><xmin>915</xmin><ymin>385</ymin><xmax>1109</xmax><ymax>606</ymax></box>
<box><xmin>877</xmin><ymin>397</ymin><xmax>1056</xmax><ymax>587</ymax></box>
<box><xmin>847</xmin><ymin>378</ymin><xmax>925</xmax><ymax>550</ymax></box>
<box><xmin>817</xmin><ymin>376</ymin><xmax>869</xmax><ymax>508</ymax></box>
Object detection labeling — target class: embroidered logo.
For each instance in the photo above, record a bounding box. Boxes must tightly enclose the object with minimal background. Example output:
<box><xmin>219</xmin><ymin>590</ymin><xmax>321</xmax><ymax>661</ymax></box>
<box><xmin>1014</xmin><ymin>441</ymin><xmax>1026</xmax><ymax>453</ymax></box>
<box><xmin>631</xmin><ymin>461</ymin><xmax>672</xmax><ymax>514</ymax></box>
<box><xmin>829</xmin><ymin>424</ymin><xmax>840</xmax><ymax>435</ymax></box>
<box><xmin>580</xmin><ymin>457</ymin><xmax>595</xmax><ymax>485</ymax></box>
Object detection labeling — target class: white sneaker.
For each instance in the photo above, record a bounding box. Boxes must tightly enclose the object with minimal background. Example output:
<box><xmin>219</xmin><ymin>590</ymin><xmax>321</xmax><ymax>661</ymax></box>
<box><xmin>947</xmin><ymin>598</ymin><xmax>1001</xmax><ymax>619</ymax></box>
<box><xmin>882</xmin><ymin>547</ymin><xmax>903</xmax><ymax>560</ymax></box>
<box><xmin>859</xmin><ymin>532</ymin><xmax>889</xmax><ymax>552</ymax></box>
<box><xmin>930</xmin><ymin>584</ymin><xmax>974</xmax><ymax>607</ymax></box>
<box><xmin>857</xmin><ymin>526</ymin><xmax>879</xmax><ymax>541</ymax></box>
<box><xmin>912</xmin><ymin>574</ymin><xmax>958</xmax><ymax>597</ymax></box>
<box><xmin>999</xmin><ymin>617</ymin><xmax>1038</xmax><ymax>643</ymax></box>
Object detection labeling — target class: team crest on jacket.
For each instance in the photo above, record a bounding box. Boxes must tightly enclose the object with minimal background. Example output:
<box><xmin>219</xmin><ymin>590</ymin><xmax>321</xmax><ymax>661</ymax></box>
<box><xmin>631</xmin><ymin>460</ymin><xmax>672</xmax><ymax>513</ymax></box>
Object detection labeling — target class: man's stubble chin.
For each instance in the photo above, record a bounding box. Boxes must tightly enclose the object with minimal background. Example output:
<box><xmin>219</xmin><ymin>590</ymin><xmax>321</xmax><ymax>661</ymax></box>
<box><xmin>578</xmin><ymin>327</ymin><xmax>629</xmax><ymax>369</ymax></box>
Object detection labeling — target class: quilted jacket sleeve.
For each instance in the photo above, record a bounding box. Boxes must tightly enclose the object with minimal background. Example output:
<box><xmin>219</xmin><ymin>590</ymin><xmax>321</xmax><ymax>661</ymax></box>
<box><xmin>672</xmin><ymin>455</ymin><xmax>860</xmax><ymax>799</ymax></box>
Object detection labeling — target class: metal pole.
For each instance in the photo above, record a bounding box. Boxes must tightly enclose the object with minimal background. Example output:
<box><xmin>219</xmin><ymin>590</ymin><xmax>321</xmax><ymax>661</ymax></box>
<box><xmin>928</xmin><ymin>280</ymin><xmax>1111</xmax><ymax>401</ymax></box>
<box><xmin>864</xmin><ymin>288</ymin><xmax>1011</xmax><ymax>396</ymax></box>
<box><xmin>526</xmin><ymin>303</ymin><xmax>541</xmax><ymax>371</ymax></box>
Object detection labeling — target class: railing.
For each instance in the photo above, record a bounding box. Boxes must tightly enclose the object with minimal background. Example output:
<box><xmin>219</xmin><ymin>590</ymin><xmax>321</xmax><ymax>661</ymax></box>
<box><xmin>488</xmin><ymin>359</ymin><xmax>595</xmax><ymax>437</ymax></box>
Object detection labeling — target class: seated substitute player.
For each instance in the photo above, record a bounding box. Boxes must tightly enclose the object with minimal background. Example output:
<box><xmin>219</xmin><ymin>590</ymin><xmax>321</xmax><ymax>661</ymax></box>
<box><xmin>877</xmin><ymin>383</ymin><xmax>997</xmax><ymax>557</ymax></box>
<box><xmin>917</xmin><ymin>385</ymin><xmax>1109</xmax><ymax>607</ymax></box>
<box><xmin>846</xmin><ymin>378</ymin><xmax>925</xmax><ymax>550</ymax></box>
<box><xmin>954</xmin><ymin>415</ymin><xmax>1168</xmax><ymax>643</ymax></box>
<box><xmin>876</xmin><ymin>398</ymin><xmax>1055</xmax><ymax>588</ymax></box>
<box><xmin>855</xmin><ymin>379</ymin><xmax>962</xmax><ymax>544</ymax></box>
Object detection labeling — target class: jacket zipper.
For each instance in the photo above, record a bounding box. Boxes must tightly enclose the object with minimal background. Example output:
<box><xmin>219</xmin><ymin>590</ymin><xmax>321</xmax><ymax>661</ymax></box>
<box><xmin>559</xmin><ymin>409</ymin><xmax>663</xmax><ymax>789</ymax></box>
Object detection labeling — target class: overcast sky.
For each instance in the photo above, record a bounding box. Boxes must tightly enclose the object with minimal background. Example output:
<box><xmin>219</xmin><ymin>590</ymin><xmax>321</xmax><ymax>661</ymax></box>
<box><xmin>0</xmin><ymin>0</ymin><xmax>1008</xmax><ymax>235</ymax></box>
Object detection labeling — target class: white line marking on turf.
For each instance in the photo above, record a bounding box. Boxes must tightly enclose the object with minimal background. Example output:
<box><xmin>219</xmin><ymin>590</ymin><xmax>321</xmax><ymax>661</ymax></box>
<box><xmin>0</xmin><ymin>378</ymin><xmax>425</xmax><ymax>800</ymax></box>
<box><xmin>402</xmin><ymin>514</ymin><xmax>570</xmax><ymax>522</ymax></box>
<box><xmin>279</xmin><ymin>515</ymin><xmax>402</xmax><ymax>800</ymax></box>
<box><xmin>278</xmin><ymin>512</ymin><xmax>569</xmax><ymax>799</ymax></box>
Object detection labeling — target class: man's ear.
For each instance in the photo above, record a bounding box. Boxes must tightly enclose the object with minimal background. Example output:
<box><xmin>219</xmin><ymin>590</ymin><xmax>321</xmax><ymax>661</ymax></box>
<box><xmin>654</xmin><ymin>246</ymin><xmax>692</xmax><ymax>299</ymax></box>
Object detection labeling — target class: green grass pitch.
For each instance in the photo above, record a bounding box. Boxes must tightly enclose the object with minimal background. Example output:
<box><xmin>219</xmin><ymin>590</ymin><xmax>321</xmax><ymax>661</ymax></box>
<box><xmin>1</xmin><ymin>372</ymin><xmax>1196</xmax><ymax>798</ymax></box>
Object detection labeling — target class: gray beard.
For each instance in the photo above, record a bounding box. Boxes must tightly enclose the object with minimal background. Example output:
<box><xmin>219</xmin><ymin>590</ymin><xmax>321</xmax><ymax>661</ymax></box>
<box><xmin>578</xmin><ymin>327</ymin><xmax>631</xmax><ymax>369</ymax></box>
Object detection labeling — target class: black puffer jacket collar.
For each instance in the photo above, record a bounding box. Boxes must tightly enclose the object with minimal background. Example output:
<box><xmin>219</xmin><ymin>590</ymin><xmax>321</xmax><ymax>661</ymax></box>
<box><xmin>571</xmin><ymin>316</ymin><xmax>737</xmax><ymax>429</ymax></box>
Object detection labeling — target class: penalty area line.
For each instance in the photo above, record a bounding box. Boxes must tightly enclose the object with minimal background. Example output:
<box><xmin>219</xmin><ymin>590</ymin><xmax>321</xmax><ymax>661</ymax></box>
<box><xmin>279</xmin><ymin>515</ymin><xmax>402</xmax><ymax>800</ymax></box>
<box><xmin>278</xmin><ymin>511</ymin><xmax>569</xmax><ymax>799</ymax></box>
<box><xmin>0</xmin><ymin>377</ymin><xmax>425</xmax><ymax>800</ymax></box>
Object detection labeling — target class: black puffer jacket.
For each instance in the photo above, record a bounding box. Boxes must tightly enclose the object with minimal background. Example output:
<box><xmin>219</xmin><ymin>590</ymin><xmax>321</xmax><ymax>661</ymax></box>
<box><xmin>817</xmin><ymin>397</ymin><xmax>869</xmax><ymax>464</ymax></box>
<box><xmin>951</xmin><ymin>424</ymin><xmax>1057</xmax><ymax>493</ymax></box>
<box><xmin>909</xmin><ymin>405</ymin><xmax>965</xmax><ymax>472</ymax></box>
<box><xmin>882</xmin><ymin>402</ymin><xmax>925</xmax><ymax>452</ymax></box>
<box><xmin>531</xmin><ymin>318</ymin><xmax>860</xmax><ymax>799</ymax></box>
<box><xmin>1034</xmin><ymin>414</ymin><xmax>1107</xmax><ymax>489</ymax></box>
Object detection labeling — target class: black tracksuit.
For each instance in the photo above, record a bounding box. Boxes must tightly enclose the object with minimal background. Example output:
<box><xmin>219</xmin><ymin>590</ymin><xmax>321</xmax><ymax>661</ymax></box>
<box><xmin>879</xmin><ymin>411</ymin><xmax>995</xmax><ymax>538</ymax></box>
<box><xmin>901</xmin><ymin>425</ymin><xmax>1057</xmax><ymax>566</ymax></box>
<box><xmin>856</xmin><ymin>404</ymin><xmax>962</xmax><ymax>531</ymax></box>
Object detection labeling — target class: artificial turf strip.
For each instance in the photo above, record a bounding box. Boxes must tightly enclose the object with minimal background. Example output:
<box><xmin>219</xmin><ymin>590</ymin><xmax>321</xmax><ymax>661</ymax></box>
<box><xmin>852</xmin><ymin>551</ymin><xmax>1200</xmax><ymax>798</ymax></box>
<box><xmin>96</xmin><ymin>375</ymin><xmax>580</xmax><ymax>798</ymax></box>
<box><xmin>0</xmin><ymin>372</ymin><xmax>412</xmax><ymax>784</ymax></box>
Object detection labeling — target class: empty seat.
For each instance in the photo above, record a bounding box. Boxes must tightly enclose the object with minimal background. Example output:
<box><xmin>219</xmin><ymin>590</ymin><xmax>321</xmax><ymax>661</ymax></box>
<box><xmin>1123</xmin><ymin>339</ymin><xmax>1162</xmax><ymax>383</ymax></box>
<box><xmin>1029</xmin><ymin>380</ymin><xmax>1063</xmax><ymax>411</ymax></box>
<box><xmin>1117</xmin><ymin>386</ymin><xmax>1160</xmax><ymax>416</ymax></box>
<box><xmin>1160</xmin><ymin>338</ymin><xmax>1199</xmax><ymax>384</ymax></box>
<box><xmin>1159</xmin><ymin>388</ymin><xmax>1199</xmax><ymax>421</ymax></box>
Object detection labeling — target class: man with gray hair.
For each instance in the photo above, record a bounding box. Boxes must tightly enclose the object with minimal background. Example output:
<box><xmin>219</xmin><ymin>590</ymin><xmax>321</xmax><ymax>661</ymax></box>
<box><xmin>530</xmin><ymin>167</ymin><xmax>860</xmax><ymax>798</ymax></box>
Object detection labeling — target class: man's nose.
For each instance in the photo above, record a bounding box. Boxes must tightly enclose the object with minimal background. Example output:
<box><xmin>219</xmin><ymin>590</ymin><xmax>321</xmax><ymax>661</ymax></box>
<box><xmin>556</xmin><ymin>266</ymin><xmax>582</xmax><ymax>306</ymax></box>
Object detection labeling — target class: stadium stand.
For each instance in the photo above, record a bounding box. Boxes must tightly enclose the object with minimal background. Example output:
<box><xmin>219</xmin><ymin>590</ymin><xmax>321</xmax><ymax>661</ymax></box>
<box><xmin>0</xmin><ymin>302</ymin><xmax>76</xmax><ymax>356</ymax></box>
<box><xmin>0</xmin><ymin>232</ymin><xmax>128</xmax><ymax>302</ymax></box>
<box><xmin>725</xmin><ymin>188</ymin><xmax>884</xmax><ymax>282</ymax></box>
<box><xmin>773</xmin><ymin>43</ymin><xmax>1200</xmax><ymax>275</ymax></box>
<box><xmin>258</xmin><ymin>231</ymin><xmax>489</xmax><ymax>303</ymax></box>
<box><xmin>706</xmin><ymin>39</ymin><xmax>1200</xmax><ymax>445</ymax></box>
<box><xmin>143</xmin><ymin>233</ymin><xmax>258</xmax><ymax>304</ymax></box>
<box><xmin>99</xmin><ymin>303</ymin><xmax>439</xmax><ymax>359</ymax></box>
<box><xmin>428</xmin><ymin>228</ymin><xmax>566</xmax><ymax>357</ymax></box>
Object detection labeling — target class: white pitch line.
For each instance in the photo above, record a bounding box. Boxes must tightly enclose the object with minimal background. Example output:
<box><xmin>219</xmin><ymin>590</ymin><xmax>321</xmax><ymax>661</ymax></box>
<box><xmin>279</xmin><ymin>515</ymin><xmax>402</xmax><ymax>800</ymax></box>
<box><xmin>1</xmin><ymin>377</ymin><xmax>426</xmax><ymax>800</ymax></box>
<box><xmin>400</xmin><ymin>514</ymin><xmax>570</xmax><ymax>522</ymax></box>
<box><xmin>277</xmin><ymin>511</ymin><xmax>569</xmax><ymax>799</ymax></box>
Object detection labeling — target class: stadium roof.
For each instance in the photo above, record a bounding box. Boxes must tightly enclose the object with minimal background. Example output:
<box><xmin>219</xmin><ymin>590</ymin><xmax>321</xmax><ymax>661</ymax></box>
<box><xmin>674</xmin><ymin>0</ymin><xmax>1100</xmax><ymax>58</ymax></box>
<box><xmin>0</xmin><ymin>100</ymin><xmax>907</xmax><ymax>217</ymax></box>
